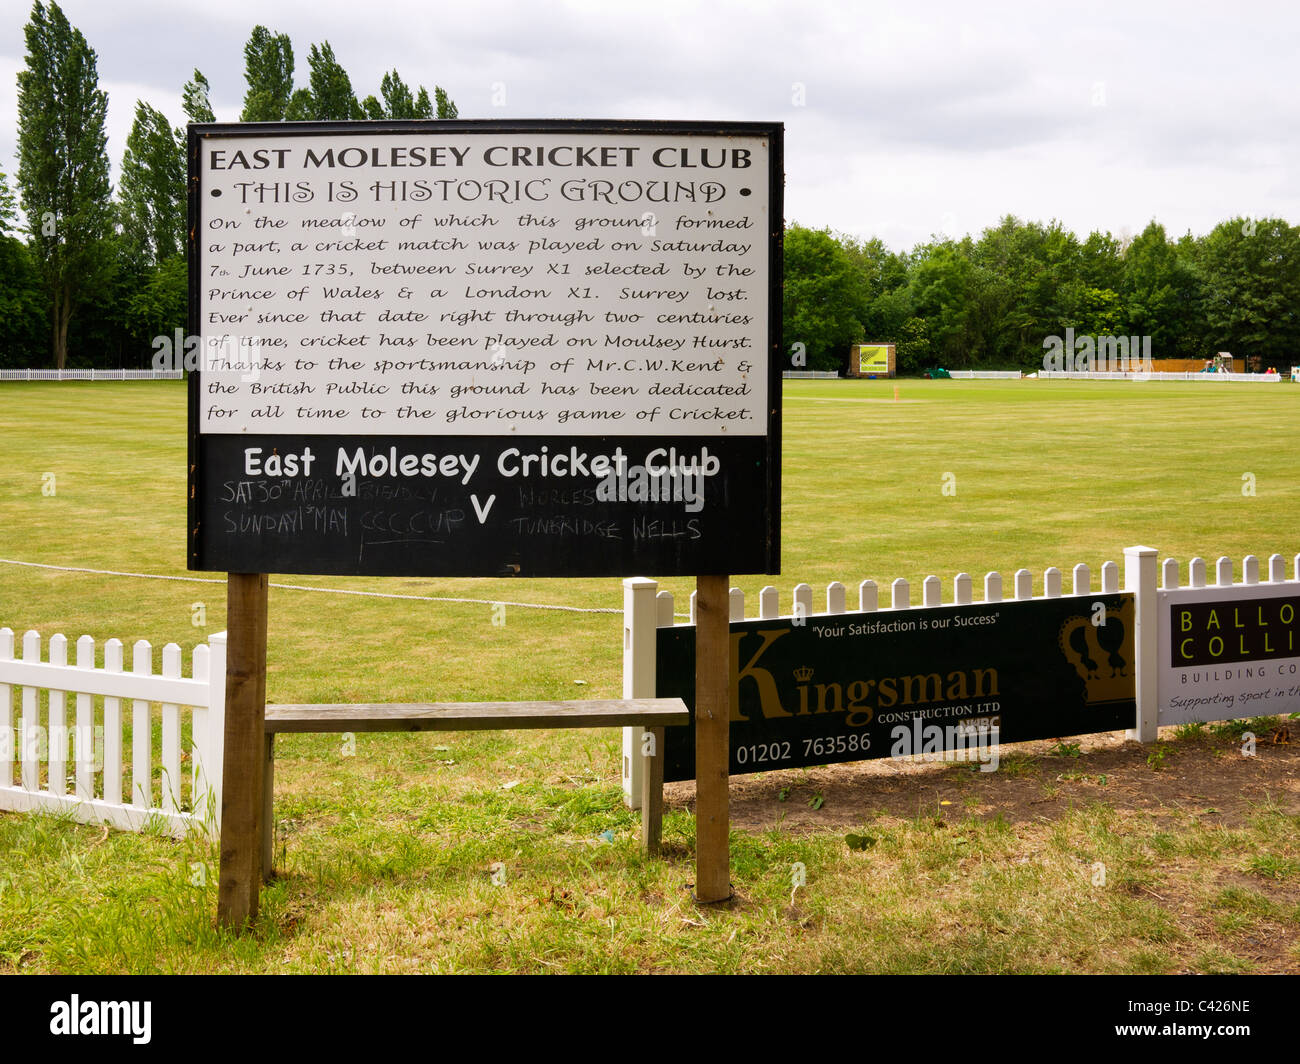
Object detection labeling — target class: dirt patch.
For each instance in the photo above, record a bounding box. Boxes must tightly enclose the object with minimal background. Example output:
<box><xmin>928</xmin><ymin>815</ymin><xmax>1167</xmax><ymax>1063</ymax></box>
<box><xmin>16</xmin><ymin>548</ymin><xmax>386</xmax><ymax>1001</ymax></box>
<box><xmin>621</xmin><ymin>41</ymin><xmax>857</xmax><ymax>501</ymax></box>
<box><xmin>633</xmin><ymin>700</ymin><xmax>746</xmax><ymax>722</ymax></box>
<box><xmin>665</xmin><ymin>724</ymin><xmax>1300</xmax><ymax>831</ymax></box>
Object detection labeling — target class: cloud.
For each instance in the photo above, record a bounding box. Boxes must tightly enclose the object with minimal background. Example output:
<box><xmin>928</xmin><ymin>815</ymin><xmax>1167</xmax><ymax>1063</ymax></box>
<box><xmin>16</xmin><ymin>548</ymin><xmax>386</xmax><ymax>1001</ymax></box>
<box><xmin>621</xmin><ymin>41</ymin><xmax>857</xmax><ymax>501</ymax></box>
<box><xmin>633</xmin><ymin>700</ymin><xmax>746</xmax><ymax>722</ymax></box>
<box><xmin>0</xmin><ymin>0</ymin><xmax>1295</xmax><ymax>250</ymax></box>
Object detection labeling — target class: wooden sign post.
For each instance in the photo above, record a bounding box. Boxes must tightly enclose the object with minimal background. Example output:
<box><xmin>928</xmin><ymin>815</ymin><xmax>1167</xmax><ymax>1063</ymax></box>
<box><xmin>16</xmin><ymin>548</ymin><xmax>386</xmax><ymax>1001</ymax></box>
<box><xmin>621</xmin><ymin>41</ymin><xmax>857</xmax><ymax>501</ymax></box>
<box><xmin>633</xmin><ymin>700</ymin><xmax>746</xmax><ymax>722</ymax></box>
<box><xmin>216</xmin><ymin>573</ymin><xmax>268</xmax><ymax>928</ymax></box>
<box><xmin>694</xmin><ymin>574</ymin><xmax>731</xmax><ymax>902</ymax></box>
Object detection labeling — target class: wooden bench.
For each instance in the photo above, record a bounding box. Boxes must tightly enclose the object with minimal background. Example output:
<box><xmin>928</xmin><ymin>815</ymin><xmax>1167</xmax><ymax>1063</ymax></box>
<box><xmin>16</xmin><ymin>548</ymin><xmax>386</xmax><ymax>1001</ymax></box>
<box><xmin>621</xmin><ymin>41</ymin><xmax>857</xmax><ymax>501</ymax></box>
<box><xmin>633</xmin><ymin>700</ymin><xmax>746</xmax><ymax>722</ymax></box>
<box><xmin>261</xmin><ymin>698</ymin><xmax>688</xmax><ymax>880</ymax></box>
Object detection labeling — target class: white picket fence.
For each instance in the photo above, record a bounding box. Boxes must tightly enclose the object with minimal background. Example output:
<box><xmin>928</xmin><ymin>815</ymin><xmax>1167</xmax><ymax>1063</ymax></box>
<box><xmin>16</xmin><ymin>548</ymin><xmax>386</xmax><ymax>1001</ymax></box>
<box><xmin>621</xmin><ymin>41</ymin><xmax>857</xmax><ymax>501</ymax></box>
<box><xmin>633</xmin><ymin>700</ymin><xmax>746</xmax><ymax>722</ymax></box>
<box><xmin>1161</xmin><ymin>552</ymin><xmax>1300</xmax><ymax>590</ymax></box>
<box><xmin>949</xmin><ymin>370</ymin><xmax>1023</xmax><ymax>379</ymax></box>
<box><xmin>1040</xmin><ymin>370</ymin><xmax>1283</xmax><ymax>383</ymax></box>
<box><xmin>0</xmin><ymin>628</ymin><xmax>226</xmax><ymax>837</ymax></box>
<box><xmin>0</xmin><ymin>369</ymin><xmax>182</xmax><ymax>381</ymax></box>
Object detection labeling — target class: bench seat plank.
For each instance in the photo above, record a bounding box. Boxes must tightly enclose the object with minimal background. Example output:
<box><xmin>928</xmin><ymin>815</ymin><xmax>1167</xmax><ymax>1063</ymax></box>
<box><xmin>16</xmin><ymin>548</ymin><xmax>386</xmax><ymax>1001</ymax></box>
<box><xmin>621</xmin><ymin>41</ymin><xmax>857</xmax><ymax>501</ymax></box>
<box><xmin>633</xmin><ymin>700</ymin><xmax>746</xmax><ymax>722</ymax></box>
<box><xmin>264</xmin><ymin>698</ymin><xmax>688</xmax><ymax>733</ymax></box>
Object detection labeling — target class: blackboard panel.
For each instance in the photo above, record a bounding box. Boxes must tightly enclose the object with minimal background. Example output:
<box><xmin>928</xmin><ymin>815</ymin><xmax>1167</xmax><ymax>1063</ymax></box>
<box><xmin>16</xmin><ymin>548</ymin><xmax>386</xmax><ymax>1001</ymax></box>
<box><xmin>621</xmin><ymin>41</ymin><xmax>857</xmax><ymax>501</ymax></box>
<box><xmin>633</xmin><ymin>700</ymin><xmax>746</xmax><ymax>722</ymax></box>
<box><xmin>194</xmin><ymin>433</ymin><xmax>771</xmax><ymax>576</ymax></box>
<box><xmin>658</xmin><ymin>595</ymin><xmax>1138</xmax><ymax>781</ymax></box>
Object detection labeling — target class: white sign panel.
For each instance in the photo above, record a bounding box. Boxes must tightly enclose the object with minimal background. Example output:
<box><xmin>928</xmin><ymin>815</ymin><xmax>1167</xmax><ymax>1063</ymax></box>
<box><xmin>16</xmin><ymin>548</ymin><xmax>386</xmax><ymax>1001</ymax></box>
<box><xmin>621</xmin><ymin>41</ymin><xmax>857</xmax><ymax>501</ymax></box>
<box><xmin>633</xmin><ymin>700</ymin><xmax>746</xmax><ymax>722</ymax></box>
<box><xmin>1158</xmin><ymin>582</ymin><xmax>1300</xmax><ymax>725</ymax></box>
<box><xmin>197</xmin><ymin>130</ymin><xmax>769</xmax><ymax>436</ymax></box>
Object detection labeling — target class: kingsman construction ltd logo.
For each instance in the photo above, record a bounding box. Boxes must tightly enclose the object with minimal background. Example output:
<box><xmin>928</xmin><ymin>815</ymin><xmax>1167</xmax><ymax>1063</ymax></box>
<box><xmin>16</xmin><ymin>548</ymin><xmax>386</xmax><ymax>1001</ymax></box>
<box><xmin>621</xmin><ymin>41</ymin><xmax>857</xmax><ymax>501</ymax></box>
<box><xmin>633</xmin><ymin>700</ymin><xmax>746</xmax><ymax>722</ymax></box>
<box><xmin>1043</xmin><ymin>329</ymin><xmax>1152</xmax><ymax>377</ymax></box>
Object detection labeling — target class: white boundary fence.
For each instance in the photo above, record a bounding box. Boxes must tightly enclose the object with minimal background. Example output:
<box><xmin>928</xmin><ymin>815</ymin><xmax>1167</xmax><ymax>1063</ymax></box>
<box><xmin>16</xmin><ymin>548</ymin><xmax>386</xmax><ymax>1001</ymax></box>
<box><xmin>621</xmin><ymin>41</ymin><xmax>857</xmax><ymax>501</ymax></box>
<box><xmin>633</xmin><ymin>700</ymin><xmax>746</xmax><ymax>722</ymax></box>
<box><xmin>621</xmin><ymin>547</ymin><xmax>1300</xmax><ymax>805</ymax></box>
<box><xmin>5</xmin><ymin>549</ymin><xmax>1295</xmax><ymax>831</ymax></box>
<box><xmin>0</xmin><ymin>369</ymin><xmax>182</xmax><ymax>381</ymax></box>
<box><xmin>1039</xmin><ymin>370</ymin><xmax>1283</xmax><ymax>383</ymax></box>
<box><xmin>0</xmin><ymin>629</ymin><xmax>226</xmax><ymax>837</ymax></box>
<box><xmin>949</xmin><ymin>370</ymin><xmax>1023</xmax><ymax>379</ymax></box>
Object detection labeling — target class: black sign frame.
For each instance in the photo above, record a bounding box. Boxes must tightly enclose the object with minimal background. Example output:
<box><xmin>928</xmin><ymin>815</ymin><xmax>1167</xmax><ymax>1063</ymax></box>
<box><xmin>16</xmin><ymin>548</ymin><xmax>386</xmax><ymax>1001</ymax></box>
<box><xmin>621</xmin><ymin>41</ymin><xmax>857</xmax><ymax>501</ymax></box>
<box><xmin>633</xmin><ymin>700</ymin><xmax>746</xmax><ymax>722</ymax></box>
<box><xmin>186</xmin><ymin>118</ymin><xmax>783</xmax><ymax>577</ymax></box>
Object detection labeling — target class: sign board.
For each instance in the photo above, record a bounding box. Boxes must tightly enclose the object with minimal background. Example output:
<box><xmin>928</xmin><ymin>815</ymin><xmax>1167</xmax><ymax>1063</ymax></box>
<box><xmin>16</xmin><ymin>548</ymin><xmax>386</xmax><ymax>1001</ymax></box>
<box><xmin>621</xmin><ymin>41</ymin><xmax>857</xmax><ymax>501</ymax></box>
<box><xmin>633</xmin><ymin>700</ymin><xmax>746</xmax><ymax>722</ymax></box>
<box><xmin>856</xmin><ymin>344</ymin><xmax>892</xmax><ymax>376</ymax></box>
<box><xmin>1157</xmin><ymin>584</ymin><xmax>1300</xmax><ymax>725</ymax></box>
<box><xmin>187</xmin><ymin>120</ymin><xmax>782</xmax><ymax>577</ymax></box>
<box><xmin>658</xmin><ymin>594</ymin><xmax>1136</xmax><ymax>781</ymax></box>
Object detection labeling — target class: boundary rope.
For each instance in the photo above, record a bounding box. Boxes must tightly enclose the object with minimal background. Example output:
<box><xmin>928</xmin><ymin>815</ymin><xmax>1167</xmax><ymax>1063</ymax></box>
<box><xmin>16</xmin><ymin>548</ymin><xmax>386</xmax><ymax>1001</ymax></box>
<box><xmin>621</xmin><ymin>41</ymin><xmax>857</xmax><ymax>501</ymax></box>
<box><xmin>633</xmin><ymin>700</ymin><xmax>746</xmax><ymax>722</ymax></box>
<box><xmin>0</xmin><ymin>558</ymin><xmax>622</xmax><ymax>615</ymax></box>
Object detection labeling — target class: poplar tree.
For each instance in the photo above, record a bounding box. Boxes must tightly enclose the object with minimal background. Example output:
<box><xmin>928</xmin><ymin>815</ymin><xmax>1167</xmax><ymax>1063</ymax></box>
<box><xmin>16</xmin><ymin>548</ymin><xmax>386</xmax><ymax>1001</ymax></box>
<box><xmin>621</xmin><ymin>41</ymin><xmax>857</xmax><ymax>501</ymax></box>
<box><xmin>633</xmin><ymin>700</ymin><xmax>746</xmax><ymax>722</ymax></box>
<box><xmin>362</xmin><ymin>72</ymin><xmax>459</xmax><ymax>120</ymax></box>
<box><xmin>434</xmin><ymin>87</ymin><xmax>459</xmax><ymax>120</ymax></box>
<box><xmin>182</xmin><ymin>69</ymin><xmax>217</xmax><ymax>124</ymax></box>
<box><xmin>305</xmin><ymin>42</ymin><xmax>362</xmax><ymax>119</ymax></box>
<box><xmin>16</xmin><ymin>0</ymin><xmax>113</xmax><ymax>368</ymax></box>
<box><xmin>379</xmin><ymin>70</ymin><xmax>416</xmax><ymax>118</ymax></box>
<box><xmin>240</xmin><ymin>26</ymin><xmax>294</xmax><ymax>121</ymax></box>
<box><xmin>119</xmin><ymin>101</ymin><xmax>185</xmax><ymax>264</ymax></box>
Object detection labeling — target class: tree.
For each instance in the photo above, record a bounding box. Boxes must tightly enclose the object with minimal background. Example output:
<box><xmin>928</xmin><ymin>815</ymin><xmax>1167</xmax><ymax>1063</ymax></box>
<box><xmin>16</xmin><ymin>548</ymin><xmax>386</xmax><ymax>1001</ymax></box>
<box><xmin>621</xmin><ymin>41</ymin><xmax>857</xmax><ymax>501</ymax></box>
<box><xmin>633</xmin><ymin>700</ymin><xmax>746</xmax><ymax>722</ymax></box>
<box><xmin>1195</xmin><ymin>218</ymin><xmax>1300</xmax><ymax>369</ymax></box>
<box><xmin>1119</xmin><ymin>221</ymin><xmax>1205</xmax><ymax>357</ymax></box>
<box><xmin>182</xmin><ymin>69</ymin><xmax>216</xmax><ymax>123</ymax></box>
<box><xmin>304</xmin><ymin>42</ymin><xmax>362</xmax><ymax>119</ymax></box>
<box><xmin>906</xmin><ymin>242</ymin><xmax>975</xmax><ymax>367</ymax></box>
<box><xmin>0</xmin><ymin>169</ymin><xmax>18</xmax><ymax>234</ymax></box>
<box><xmin>362</xmin><ymin>71</ymin><xmax>459</xmax><ymax>119</ymax></box>
<box><xmin>284</xmin><ymin>87</ymin><xmax>315</xmax><ymax>121</ymax></box>
<box><xmin>119</xmin><ymin>101</ymin><xmax>185</xmax><ymax>264</ymax></box>
<box><xmin>380</xmin><ymin>70</ymin><xmax>417</xmax><ymax>118</ymax></box>
<box><xmin>16</xmin><ymin>0</ymin><xmax>114</xmax><ymax>369</ymax></box>
<box><xmin>782</xmin><ymin>225</ymin><xmax>864</xmax><ymax>370</ymax></box>
<box><xmin>0</xmin><ymin>168</ymin><xmax>48</xmax><ymax>367</ymax></box>
<box><xmin>124</xmin><ymin>254</ymin><xmax>187</xmax><ymax>347</ymax></box>
<box><xmin>435</xmin><ymin>86</ymin><xmax>458</xmax><ymax>119</ymax></box>
<box><xmin>240</xmin><ymin>26</ymin><xmax>294</xmax><ymax>121</ymax></box>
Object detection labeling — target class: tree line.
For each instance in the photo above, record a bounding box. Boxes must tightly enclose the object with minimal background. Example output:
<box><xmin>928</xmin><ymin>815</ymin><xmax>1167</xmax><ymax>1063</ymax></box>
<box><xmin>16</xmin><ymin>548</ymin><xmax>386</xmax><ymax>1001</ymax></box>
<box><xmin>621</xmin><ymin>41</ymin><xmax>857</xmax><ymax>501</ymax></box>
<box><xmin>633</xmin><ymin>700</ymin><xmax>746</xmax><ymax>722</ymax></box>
<box><xmin>4</xmin><ymin>2</ymin><xmax>1295</xmax><ymax>375</ymax></box>
<box><xmin>784</xmin><ymin>215</ymin><xmax>1300</xmax><ymax>374</ymax></box>
<box><xmin>0</xmin><ymin>1</ymin><xmax>458</xmax><ymax>369</ymax></box>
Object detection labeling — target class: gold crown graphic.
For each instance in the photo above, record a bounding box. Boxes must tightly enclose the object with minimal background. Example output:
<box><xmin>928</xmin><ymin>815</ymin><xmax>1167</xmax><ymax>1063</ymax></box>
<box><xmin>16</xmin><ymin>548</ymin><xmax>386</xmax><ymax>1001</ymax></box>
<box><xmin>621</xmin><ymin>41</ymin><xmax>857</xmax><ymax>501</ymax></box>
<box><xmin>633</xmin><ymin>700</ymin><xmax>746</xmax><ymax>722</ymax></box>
<box><xmin>793</xmin><ymin>665</ymin><xmax>814</xmax><ymax>683</ymax></box>
<box><xmin>1058</xmin><ymin>599</ymin><xmax>1136</xmax><ymax>706</ymax></box>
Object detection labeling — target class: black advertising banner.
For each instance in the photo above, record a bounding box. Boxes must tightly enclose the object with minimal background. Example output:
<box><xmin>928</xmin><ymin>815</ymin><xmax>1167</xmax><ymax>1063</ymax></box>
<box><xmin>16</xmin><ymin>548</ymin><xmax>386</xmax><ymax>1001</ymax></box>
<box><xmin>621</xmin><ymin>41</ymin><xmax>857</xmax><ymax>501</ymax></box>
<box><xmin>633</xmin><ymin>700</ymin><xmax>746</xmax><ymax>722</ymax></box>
<box><xmin>1168</xmin><ymin>595</ymin><xmax>1299</xmax><ymax>667</ymax></box>
<box><xmin>659</xmin><ymin>595</ymin><xmax>1137</xmax><ymax>782</ymax></box>
<box><xmin>186</xmin><ymin>119</ymin><xmax>782</xmax><ymax>577</ymax></box>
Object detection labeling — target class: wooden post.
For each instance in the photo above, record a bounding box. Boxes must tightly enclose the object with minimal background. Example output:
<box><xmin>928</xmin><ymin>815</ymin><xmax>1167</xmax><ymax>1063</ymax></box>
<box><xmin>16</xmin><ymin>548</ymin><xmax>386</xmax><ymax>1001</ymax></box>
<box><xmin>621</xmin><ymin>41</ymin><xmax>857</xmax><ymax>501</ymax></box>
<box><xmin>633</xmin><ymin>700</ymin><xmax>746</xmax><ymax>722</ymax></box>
<box><xmin>217</xmin><ymin>573</ymin><xmax>269</xmax><ymax>929</ymax></box>
<box><xmin>639</xmin><ymin>725</ymin><xmax>664</xmax><ymax>856</ymax></box>
<box><xmin>262</xmin><ymin>734</ymin><xmax>276</xmax><ymax>882</ymax></box>
<box><xmin>694</xmin><ymin>574</ymin><xmax>731</xmax><ymax>902</ymax></box>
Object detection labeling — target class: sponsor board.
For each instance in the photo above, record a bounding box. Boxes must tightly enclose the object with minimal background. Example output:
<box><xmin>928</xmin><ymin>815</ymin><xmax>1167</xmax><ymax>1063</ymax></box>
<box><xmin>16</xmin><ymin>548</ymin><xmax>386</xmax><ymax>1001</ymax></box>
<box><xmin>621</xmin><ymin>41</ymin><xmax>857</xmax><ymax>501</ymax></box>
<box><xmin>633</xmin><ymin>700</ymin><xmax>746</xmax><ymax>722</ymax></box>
<box><xmin>1158</xmin><ymin>583</ymin><xmax>1300</xmax><ymax>724</ymax></box>
<box><xmin>658</xmin><ymin>594</ymin><xmax>1136</xmax><ymax>780</ymax></box>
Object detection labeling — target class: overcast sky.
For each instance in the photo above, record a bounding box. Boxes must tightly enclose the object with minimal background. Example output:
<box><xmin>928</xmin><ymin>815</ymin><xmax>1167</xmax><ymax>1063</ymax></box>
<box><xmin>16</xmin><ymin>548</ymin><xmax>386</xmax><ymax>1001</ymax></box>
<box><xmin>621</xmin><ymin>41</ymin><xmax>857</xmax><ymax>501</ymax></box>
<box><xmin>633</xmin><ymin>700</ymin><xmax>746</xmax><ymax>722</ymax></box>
<box><xmin>1</xmin><ymin>0</ymin><xmax>1295</xmax><ymax>252</ymax></box>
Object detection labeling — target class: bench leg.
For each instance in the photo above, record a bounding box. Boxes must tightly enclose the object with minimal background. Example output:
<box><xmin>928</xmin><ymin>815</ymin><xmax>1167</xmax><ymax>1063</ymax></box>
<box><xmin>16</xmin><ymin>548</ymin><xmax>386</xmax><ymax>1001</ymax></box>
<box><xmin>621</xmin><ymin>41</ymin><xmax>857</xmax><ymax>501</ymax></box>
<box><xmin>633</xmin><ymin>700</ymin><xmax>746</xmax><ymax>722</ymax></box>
<box><xmin>639</xmin><ymin>726</ymin><xmax>665</xmax><ymax>856</ymax></box>
<box><xmin>262</xmin><ymin>733</ymin><xmax>275</xmax><ymax>882</ymax></box>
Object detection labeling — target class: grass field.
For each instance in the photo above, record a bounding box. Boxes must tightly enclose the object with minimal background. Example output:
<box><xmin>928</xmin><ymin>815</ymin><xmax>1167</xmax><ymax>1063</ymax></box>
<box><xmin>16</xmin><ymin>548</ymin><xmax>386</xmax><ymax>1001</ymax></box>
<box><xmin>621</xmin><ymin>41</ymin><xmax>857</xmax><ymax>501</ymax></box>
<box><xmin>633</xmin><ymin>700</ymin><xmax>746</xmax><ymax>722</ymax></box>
<box><xmin>1</xmin><ymin>377</ymin><xmax>1297</xmax><ymax>973</ymax></box>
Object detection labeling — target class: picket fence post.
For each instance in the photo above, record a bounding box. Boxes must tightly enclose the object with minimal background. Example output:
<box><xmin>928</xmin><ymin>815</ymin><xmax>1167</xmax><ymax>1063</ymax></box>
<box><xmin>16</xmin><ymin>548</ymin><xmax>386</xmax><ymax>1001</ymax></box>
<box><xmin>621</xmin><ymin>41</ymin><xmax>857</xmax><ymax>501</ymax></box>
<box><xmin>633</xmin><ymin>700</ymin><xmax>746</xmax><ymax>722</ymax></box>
<box><xmin>1125</xmin><ymin>545</ymin><xmax>1159</xmax><ymax>743</ymax></box>
<box><xmin>0</xmin><ymin>629</ymin><xmax>13</xmax><ymax>787</ymax></box>
<box><xmin>202</xmin><ymin>632</ymin><xmax>228</xmax><ymax>835</ymax></box>
<box><xmin>621</xmin><ymin>580</ymin><xmax>658</xmax><ymax>809</ymax></box>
